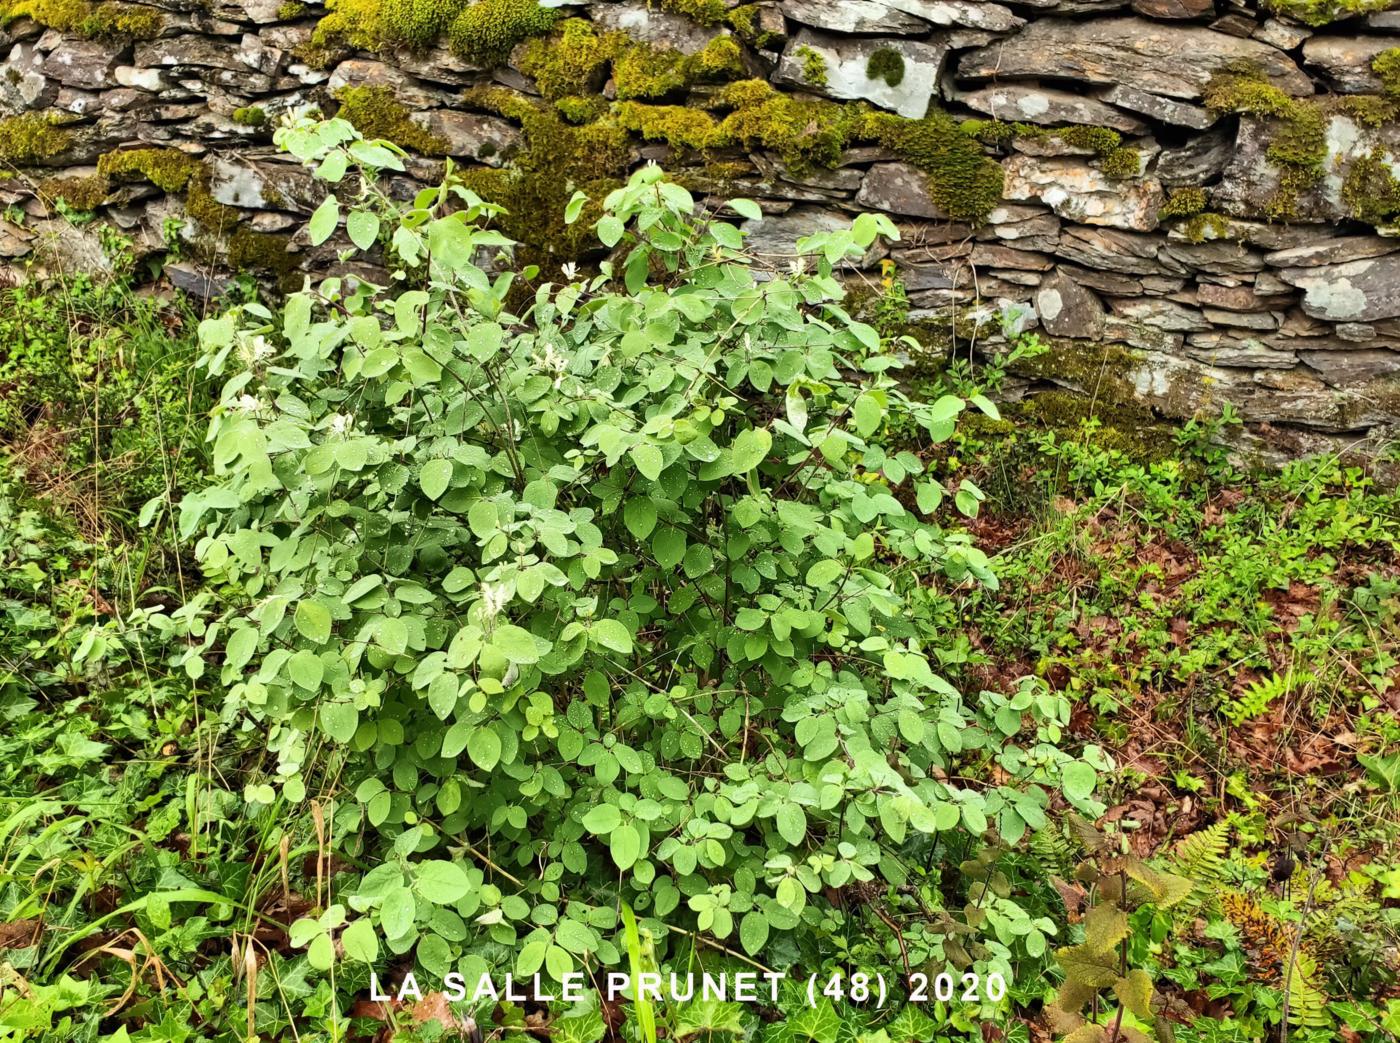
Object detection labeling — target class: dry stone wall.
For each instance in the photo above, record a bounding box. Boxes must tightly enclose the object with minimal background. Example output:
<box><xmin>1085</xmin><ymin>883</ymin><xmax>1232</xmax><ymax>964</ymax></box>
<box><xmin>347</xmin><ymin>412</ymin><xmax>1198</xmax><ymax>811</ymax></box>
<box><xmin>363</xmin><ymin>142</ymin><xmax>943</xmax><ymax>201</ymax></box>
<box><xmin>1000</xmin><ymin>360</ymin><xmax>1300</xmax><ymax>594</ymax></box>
<box><xmin>5</xmin><ymin>0</ymin><xmax>1400</xmax><ymax>458</ymax></box>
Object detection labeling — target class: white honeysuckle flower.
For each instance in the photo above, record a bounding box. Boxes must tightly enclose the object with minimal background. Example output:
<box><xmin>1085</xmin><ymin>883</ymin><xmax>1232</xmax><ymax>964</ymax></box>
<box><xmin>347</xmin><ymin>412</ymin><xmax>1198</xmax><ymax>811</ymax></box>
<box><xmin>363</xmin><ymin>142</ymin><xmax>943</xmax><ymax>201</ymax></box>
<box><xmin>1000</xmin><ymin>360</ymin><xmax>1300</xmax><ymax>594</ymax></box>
<box><xmin>535</xmin><ymin>342</ymin><xmax>568</xmax><ymax>388</ymax></box>
<box><xmin>327</xmin><ymin>412</ymin><xmax>354</xmax><ymax>436</ymax></box>
<box><xmin>480</xmin><ymin>582</ymin><xmax>510</xmax><ymax>620</ymax></box>
<box><xmin>237</xmin><ymin>334</ymin><xmax>275</xmax><ymax>368</ymax></box>
<box><xmin>560</xmin><ymin>262</ymin><xmax>578</xmax><ymax>281</ymax></box>
<box><xmin>233</xmin><ymin>394</ymin><xmax>262</xmax><ymax>414</ymax></box>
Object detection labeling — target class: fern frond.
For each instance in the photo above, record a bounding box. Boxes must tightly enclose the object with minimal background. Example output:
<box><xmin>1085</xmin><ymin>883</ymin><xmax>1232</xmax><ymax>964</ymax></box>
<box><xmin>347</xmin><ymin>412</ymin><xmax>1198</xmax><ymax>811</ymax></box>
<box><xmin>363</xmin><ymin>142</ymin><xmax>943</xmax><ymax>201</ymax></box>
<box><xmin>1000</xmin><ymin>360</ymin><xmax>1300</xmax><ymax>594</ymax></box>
<box><xmin>1169</xmin><ymin>821</ymin><xmax>1230</xmax><ymax>888</ymax></box>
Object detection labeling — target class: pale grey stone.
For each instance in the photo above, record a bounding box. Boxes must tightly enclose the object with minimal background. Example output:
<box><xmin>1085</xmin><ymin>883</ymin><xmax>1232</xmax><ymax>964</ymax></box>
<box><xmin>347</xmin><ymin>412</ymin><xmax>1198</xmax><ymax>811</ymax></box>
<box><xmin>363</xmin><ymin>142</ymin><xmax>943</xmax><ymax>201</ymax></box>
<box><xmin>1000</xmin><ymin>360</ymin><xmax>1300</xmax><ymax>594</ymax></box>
<box><xmin>1279</xmin><ymin>257</ymin><xmax>1400</xmax><ymax>323</ymax></box>
<box><xmin>1036</xmin><ymin>268</ymin><xmax>1105</xmax><ymax>338</ymax></box>
<box><xmin>855</xmin><ymin>162</ymin><xmax>943</xmax><ymax>217</ymax></box>
<box><xmin>780</xmin><ymin>0</ymin><xmax>929</xmax><ymax>34</ymax></box>
<box><xmin>1096</xmin><ymin>85</ymin><xmax>1215</xmax><ymax>129</ymax></box>
<box><xmin>1302</xmin><ymin>36</ymin><xmax>1395</xmax><ymax>94</ymax></box>
<box><xmin>958</xmin><ymin>18</ymin><xmax>1312</xmax><ymax>100</ymax></box>
<box><xmin>776</xmin><ymin>29</ymin><xmax>946</xmax><ymax>118</ymax></box>
<box><xmin>1001</xmin><ymin>154</ymin><xmax>1165</xmax><ymax>232</ymax></box>
<box><xmin>959</xmin><ymin>83</ymin><xmax>1147</xmax><ymax>133</ymax></box>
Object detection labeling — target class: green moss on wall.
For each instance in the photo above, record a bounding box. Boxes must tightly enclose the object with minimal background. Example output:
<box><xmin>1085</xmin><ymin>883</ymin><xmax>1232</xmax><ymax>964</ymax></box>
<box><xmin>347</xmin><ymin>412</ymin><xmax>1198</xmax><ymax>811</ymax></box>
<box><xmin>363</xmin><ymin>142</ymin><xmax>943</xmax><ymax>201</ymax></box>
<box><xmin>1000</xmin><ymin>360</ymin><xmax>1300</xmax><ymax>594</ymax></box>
<box><xmin>381</xmin><ymin>0</ymin><xmax>464</xmax><ymax>47</ymax></box>
<box><xmin>0</xmin><ymin>113</ymin><xmax>72</xmax><ymax>164</ymax></box>
<box><xmin>448</xmin><ymin>0</ymin><xmax>557</xmax><ymax>65</ymax></box>
<box><xmin>232</xmin><ymin>106</ymin><xmax>267</xmax><ymax>127</ymax></box>
<box><xmin>1374</xmin><ymin>48</ymin><xmax>1400</xmax><ymax>100</ymax></box>
<box><xmin>1159</xmin><ymin>187</ymin><xmax>1208</xmax><ymax>218</ymax></box>
<box><xmin>459</xmin><ymin>87</ymin><xmax>632</xmax><ymax>268</ymax></box>
<box><xmin>962</xmin><ymin>120</ymin><xmax>1124</xmax><ymax>157</ymax></box>
<box><xmin>1099</xmin><ymin>146</ymin><xmax>1142</xmax><ymax>179</ymax></box>
<box><xmin>1261</xmin><ymin>0</ymin><xmax>1391</xmax><ymax>26</ymax></box>
<box><xmin>866</xmin><ymin>111</ymin><xmax>1004</xmax><ymax>223</ymax></box>
<box><xmin>0</xmin><ymin>0</ymin><xmax>162</xmax><ymax>40</ymax></box>
<box><xmin>659</xmin><ymin>0</ymin><xmax>726</xmax><ymax>27</ymax></box>
<box><xmin>616</xmin><ymin>101</ymin><xmax>718</xmax><ymax>149</ymax></box>
<box><xmin>521</xmin><ymin>19</ymin><xmax>625</xmax><ymax>99</ymax></box>
<box><xmin>39</xmin><ymin>173</ymin><xmax>108</xmax><ymax>210</ymax></box>
<box><xmin>614</xmin><ymin>34</ymin><xmax>744</xmax><ymax>101</ymax></box>
<box><xmin>796</xmin><ymin>45</ymin><xmax>827</xmax><ymax>89</ymax></box>
<box><xmin>333</xmin><ymin>85</ymin><xmax>449</xmax><ymax>155</ymax></box>
<box><xmin>1341</xmin><ymin>149</ymin><xmax>1400</xmax><ymax>227</ymax></box>
<box><xmin>1183</xmin><ymin>212</ymin><xmax>1230</xmax><ymax>243</ymax></box>
<box><xmin>228</xmin><ymin>228</ymin><xmax>299</xmax><ymax>278</ymax></box>
<box><xmin>865</xmin><ymin>47</ymin><xmax>904</xmax><ymax>88</ymax></box>
<box><xmin>98</xmin><ymin>148</ymin><xmax>239</xmax><ymax>233</ymax></box>
<box><xmin>98</xmin><ymin>147</ymin><xmax>201</xmax><ymax>193</ymax></box>
<box><xmin>1204</xmin><ymin>65</ymin><xmax>1327</xmax><ymax>221</ymax></box>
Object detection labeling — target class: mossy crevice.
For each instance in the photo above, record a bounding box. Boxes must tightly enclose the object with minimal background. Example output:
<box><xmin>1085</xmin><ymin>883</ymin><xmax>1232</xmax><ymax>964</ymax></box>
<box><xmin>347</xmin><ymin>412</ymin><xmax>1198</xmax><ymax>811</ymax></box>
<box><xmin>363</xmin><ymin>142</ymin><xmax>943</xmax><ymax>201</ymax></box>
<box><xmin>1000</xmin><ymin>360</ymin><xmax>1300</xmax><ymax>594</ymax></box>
<box><xmin>1204</xmin><ymin>64</ymin><xmax>1329</xmax><ymax>221</ymax></box>
<box><xmin>231</xmin><ymin>106</ymin><xmax>267</xmax><ymax>128</ymax></box>
<box><xmin>333</xmin><ymin>85</ymin><xmax>449</xmax><ymax>155</ymax></box>
<box><xmin>38</xmin><ymin>173</ymin><xmax>108</xmax><ymax>211</ymax></box>
<box><xmin>1340</xmin><ymin>148</ymin><xmax>1400</xmax><ymax>227</ymax></box>
<box><xmin>1206</xmin><ymin>62</ymin><xmax>1400</xmax><ymax>225</ymax></box>
<box><xmin>1159</xmin><ymin>187</ymin><xmax>1208</xmax><ymax>219</ymax></box>
<box><xmin>520</xmin><ymin>20</ymin><xmax>744</xmax><ymax>103</ymax></box>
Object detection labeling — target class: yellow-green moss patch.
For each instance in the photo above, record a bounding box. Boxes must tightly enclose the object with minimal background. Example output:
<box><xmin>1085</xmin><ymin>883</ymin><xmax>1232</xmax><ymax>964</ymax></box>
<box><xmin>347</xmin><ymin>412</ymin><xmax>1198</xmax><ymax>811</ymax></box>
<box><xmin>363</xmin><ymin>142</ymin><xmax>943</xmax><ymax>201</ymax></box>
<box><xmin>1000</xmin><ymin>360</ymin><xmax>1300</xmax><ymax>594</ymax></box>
<box><xmin>797</xmin><ymin>45</ymin><xmax>827</xmax><ymax>88</ymax></box>
<box><xmin>1159</xmin><ymin>187</ymin><xmax>1208</xmax><ymax>219</ymax></box>
<box><xmin>1204</xmin><ymin>64</ymin><xmax>1327</xmax><ymax>220</ymax></box>
<box><xmin>448</xmin><ymin>0</ymin><xmax>557</xmax><ymax>65</ymax></box>
<box><xmin>1374</xmin><ymin>48</ymin><xmax>1400</xmax><ymax>100</ymax></box>
<box><xmin>0</xmin><ymin>0</ymin><xmax>162</xmax><ymax>40</ymax></box>
<box><xmin>333</xmin><ymin>85</ymin><xmax>449</xmax><ymax>155</ymax></box>
<box><xmin>0</xmin><ymin>113</ymin><xmax>73</xmax><ymax>164</ymax></box>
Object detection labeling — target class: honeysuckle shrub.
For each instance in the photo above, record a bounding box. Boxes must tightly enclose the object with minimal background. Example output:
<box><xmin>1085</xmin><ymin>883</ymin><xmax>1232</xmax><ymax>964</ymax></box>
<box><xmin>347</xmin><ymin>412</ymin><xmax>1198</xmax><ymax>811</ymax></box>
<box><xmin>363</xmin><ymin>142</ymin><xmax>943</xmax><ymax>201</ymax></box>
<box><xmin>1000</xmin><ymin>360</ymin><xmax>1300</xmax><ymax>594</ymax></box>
<box><xmin>173</xmin><ymin>116</ymin><xmax>1110</xmax><ymax>995</ymax></box>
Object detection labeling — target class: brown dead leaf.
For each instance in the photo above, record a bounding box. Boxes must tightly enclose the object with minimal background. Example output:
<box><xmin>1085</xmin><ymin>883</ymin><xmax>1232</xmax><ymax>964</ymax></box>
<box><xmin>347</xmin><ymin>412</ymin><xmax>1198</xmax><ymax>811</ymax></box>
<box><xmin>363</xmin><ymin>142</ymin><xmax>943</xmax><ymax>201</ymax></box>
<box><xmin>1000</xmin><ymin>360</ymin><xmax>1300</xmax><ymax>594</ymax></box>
<box><xmin>0</xmin><ymin>919</ymin><xmax>41</xmax><ymax>950</ymax></box>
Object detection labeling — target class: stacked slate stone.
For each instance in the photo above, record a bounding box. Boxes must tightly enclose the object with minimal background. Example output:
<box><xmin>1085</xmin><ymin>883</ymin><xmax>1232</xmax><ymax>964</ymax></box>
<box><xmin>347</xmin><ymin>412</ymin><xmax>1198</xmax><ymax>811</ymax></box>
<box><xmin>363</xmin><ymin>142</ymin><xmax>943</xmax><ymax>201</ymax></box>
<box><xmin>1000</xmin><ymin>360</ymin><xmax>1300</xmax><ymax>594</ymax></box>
<box><xmin>2</xmin><ymin>0</ymin><xmax>1399</xmax><ymax>457</ymax></box>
